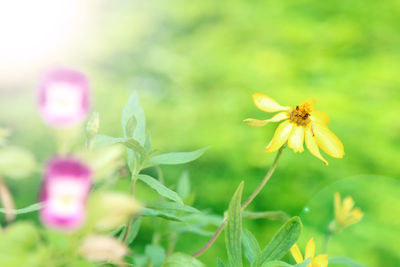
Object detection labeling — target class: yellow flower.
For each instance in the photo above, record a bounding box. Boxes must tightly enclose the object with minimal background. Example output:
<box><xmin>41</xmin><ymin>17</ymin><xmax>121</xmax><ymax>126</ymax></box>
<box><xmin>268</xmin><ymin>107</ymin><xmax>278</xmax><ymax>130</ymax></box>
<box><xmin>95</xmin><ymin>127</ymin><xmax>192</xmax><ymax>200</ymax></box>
<box><xmin>244</xmin><ymin>93</ymin><xmax>344</xmax><ymax>165</ymax></box>
<box><xmin>291</xmin><ymin>238</ymin><xmax>328</xmax><ymax>267</ymax></box>
<box><xmin>331</xmin><ymin>192</ymin><xmax>363</xmax><ymax>232</ymax></box>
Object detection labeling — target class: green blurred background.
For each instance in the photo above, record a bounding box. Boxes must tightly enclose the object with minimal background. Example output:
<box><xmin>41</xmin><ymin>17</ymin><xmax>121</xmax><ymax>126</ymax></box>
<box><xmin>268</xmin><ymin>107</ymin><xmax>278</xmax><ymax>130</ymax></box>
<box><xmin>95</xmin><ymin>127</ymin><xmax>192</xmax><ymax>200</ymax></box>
<box><xmin>0</xmin><ymin>0</ymin><xmax>400</xmax><ymax>266</ymax></box>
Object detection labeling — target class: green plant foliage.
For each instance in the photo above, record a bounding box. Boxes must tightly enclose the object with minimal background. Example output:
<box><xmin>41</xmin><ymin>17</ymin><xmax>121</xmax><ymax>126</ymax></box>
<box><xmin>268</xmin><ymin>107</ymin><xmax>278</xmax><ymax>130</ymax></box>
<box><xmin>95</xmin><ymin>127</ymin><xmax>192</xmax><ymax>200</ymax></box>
<box><xmin>118</xmin><ymin>217</ymin><xmax>142</xmax><ymax>245</ymax></box>
<box><xmin>329</xmin><ymin>257</ymin><xmax>370</xmax><ymax>267</ymax></box>
<box><xmin>147</xmin><ymin>147</ymin><xmax>209</xmax><ymax>167</ymax></box>
<box><xmin>0</xmin><ymin>146</ymin><xmax>36</xmax><ymax>179</ymax></box>
<box><xmin>177</xmin><ymin>170</ymin><xmax>191</xmax><ymax>200</ymax></box>
<box><xmin>141</xmin><ymin>208</ymin><xmax>184</xmax><ymax>222</ymax></box>
<box><xmin>242</xmin><ymin>229</ymin><xmax>261</xmax><ymax>266</ymax></box>
<box><xmin>225</xmin><ymin>181</ymin><xmax>244</xmax><ymax>267</ymax></box>
<box><xmin>145</xmin><ymin>244</ymin><xmax>166</xmax><ymax>267</ymax></box>
<box><xmin>261</xmin><ymin>258</ymin><xmax>311</xmax><ymax>267</ymax></box>
<box><xmin>163</xmin><ymin>253</ymin><xmax>205</xmax><ymax>267</ymax></box>
<box><xmin>260</xmin><ymin>217</ymin><xmax>302</xmax><ymax>264</ymax></box>
<box><xmin>138</xmin><ymin>174</ymin><xmax>183</xmax><ymax>204</ymax></box>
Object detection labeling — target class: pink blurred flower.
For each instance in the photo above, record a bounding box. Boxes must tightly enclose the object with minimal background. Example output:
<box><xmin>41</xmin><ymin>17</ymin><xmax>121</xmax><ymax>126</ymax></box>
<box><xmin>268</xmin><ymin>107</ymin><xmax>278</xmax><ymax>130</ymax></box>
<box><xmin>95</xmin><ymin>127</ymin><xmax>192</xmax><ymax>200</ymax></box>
<box><xmin>38</xmin><ymin>69</ymin><xmax>90</xmax><ymax>127</ymax></box>
<box><xmin>40</xmin><ymin>157</ymin><xmax>92</xmax><ymax>231</ymax></box>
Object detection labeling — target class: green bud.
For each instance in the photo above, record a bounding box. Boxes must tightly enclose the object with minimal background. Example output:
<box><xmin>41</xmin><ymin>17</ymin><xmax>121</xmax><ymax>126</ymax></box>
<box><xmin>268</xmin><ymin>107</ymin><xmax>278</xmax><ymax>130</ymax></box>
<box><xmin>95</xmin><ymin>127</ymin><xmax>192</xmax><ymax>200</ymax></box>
<box><xmin>86</xmin><ymin>112</ymin><xmax>100</xmax><ymax>140</ymax></box>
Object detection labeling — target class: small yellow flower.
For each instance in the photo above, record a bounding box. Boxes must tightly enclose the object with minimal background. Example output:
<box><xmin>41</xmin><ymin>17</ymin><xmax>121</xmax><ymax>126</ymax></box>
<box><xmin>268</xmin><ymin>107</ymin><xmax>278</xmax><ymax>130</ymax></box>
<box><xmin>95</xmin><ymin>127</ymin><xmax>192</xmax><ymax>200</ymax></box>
<box><xmin>330</xmin><ymin>192</ymin><xmax>363</xmax><ymax>232</ymax></box>
<box><xmin>291</xmin><ymin>238</ymin><xmax>328</xmax><ymax>267</ymax></box>
<box><xmin>244</xmin><ymin>93</ymin><xmax>344</xmax><ymax>165</ymax></box>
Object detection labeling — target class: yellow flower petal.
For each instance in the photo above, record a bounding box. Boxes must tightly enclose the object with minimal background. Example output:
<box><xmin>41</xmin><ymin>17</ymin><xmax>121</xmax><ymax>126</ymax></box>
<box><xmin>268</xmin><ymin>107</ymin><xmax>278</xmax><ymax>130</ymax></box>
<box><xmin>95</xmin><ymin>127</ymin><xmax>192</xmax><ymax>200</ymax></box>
<box><xmin>265</xmin><ymin>120</ymin><xmax>293</xmax><ymax>153</ymax></box>
<box><xmin>344</xmin><ymin>208</ymin><xmax>364</xmax><ymax>226</ymax></box>
<box><xmin>290</xmin><ymin>243</ymin><xmax>304</xmax><ymax>264</ymax></box>
<box><xmin>253</xmin><ymin>93</ymin><xmax>290</xmax><ymax>113</ymax></box>
<box><xmin>311</xmin><ymin>110</ymin><xmax>330</xmax><ymax>125</ymax></box>
<box><xmin>305</xmin><ymin>238</ymin><xmax>315</xmax><ymax>259</ymax></box>
<box><xmin>312</xmin><ymin>123</ymin><xmax>344</xmax><ymax>158</ymax></box>
<box><xmin>243</xmin><ymin>112</ymin><xmax>289</xmax><ymax>128</ymax></box>
<box><xmin>305</xmin><ymin>127</ymin><xmax>328</xmax><ymax>165</ymax></box>
<box><xmin>341</xmin><ymin>196</ymin><xmax>355</xmax><ymax>218</ymax></box>
<box><xmin>288</xmin><ymin>126</ymin><xmax>305</xmax><ymax>153</ymax></box>
<box><xmin>334</xmin><ymin>192</ymin><xmax>341</xmax><ymax>221</ymax></box>
<box><xmin>312</xmin><ymin>254</ymin><xmax>328</xmax><ymax>267</ymax></box>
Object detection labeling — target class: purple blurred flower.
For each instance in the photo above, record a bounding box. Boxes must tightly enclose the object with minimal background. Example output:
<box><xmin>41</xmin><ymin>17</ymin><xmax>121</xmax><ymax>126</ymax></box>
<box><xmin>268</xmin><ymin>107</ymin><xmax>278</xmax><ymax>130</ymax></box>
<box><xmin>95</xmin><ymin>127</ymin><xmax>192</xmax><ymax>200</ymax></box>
<box><xmin>40</xmin><ymin>157</ymin><xmax>92</xmax><ymax>231</ymax></box>
<box><xmin>38</xmin><ymin>69</ymin><xmax>90</xmax><ymax>127</ymax></box>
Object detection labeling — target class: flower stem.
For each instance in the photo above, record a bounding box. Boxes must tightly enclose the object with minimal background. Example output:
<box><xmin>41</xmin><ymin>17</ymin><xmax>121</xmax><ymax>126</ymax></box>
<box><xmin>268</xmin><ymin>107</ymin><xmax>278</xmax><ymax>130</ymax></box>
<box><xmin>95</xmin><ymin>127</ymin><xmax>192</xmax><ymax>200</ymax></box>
<box><xmin>122</xmin><ymin>175</ymin><xmax>139</xmax><ymax>243</ymax></box>
<box><xmin>192</xmin><ymin>146</ymin><xmax>285</xmax><ymax>257</ymax></box>
<box><xmin>0</xmin><ymin>177</ymin><xmax>16</xmax><ymax>225</ymax></box>
<box><xmin>323</xmin><ymin>228</ymin><xmax>333</xmax><ymax>253</ymax></box>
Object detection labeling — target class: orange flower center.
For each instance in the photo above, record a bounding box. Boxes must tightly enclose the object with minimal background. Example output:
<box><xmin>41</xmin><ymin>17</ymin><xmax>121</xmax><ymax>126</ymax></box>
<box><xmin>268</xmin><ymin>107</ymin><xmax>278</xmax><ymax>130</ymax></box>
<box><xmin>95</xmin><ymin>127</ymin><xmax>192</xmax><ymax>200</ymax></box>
<box><xmin>289</xmin><ymin>102</ymin><xmax>313</xmax><ymax>126</ymax></box>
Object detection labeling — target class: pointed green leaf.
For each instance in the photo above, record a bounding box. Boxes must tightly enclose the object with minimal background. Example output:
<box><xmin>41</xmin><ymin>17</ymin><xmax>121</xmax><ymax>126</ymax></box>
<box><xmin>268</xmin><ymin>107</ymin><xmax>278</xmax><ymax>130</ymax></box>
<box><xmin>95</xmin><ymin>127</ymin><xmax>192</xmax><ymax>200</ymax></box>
<box><xmin>260</xmin><ymin>217</ymin><xmax>302</xmax><ymax>264</ymax></box>
<box><xmin>141</xmin><ymin>208</ymin><xmax>183</xmax><ymax>222</ymax></box>
<box><xmin>226</xmin><ymin>181</ymin><xmax>244</xmax><ymax>267</ymax></box>
<box><xmin>147</xmin><ymin>147</ymin><xmax>208</xmax><ymax>167</ymax></box>
<box><xmin>122</xmin><ymin>92</ymin><xmax>146</xmax><ymax>145</ymax></box>
<box><xmin>146</xmin><ymin>201</ymin><xmax>200</xmax><ymax>214</ymax></box>
<box><xmin>242</xmin><ymin>229</ymin><xmax>261</xmax><ymax>266</ymax></box>
<box><xmin>92</xmin><ymin>135</ymin><xmax>146</xmax><ymax>155</ymax></box>
<box><xmin>162</xmin><ymin>253</ymin><xmax>205</xmax><ymax>267</ymax></box>
<box><xmin>138</xmin><ymin>174</ymin><xmax>183</xmax><ymax>204</ymax></box>
<box><xmin>118</xmin><ymin>217</ymin><xmax>142</xmax><ymax>244</ymax></box>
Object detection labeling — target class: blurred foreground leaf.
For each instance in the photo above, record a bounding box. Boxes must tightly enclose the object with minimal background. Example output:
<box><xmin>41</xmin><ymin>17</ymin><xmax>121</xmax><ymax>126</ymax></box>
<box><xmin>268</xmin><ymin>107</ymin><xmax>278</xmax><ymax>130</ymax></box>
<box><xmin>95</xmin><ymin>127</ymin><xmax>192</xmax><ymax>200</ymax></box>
<box><xmin>0</xmin><ymin>147</ymin><xmax>36</xmax><ymax>179</ymax></box>
<box><xmin>145</xmin><ymin>244</ymin><xmax>165</xmax><ymax>267</ymax></box>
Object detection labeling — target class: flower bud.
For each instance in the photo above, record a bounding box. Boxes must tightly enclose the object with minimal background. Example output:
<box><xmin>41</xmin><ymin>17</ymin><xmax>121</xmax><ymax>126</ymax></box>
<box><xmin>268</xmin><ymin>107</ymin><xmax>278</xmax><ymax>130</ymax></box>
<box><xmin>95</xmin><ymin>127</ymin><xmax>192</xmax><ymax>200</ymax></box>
<box><xmin>38</xmin><ymin>69</ymin><xmax>90</xmax><ymax>127</ymax></box>
<box><xmin>39</xmin><ymin>157</ymin><xmax>92</xmax><ymax>231</ymax></box>
<box><xmin>86</xmin><ymin>112</ymin><xmax>100</xmax><ymax>140</ymax></box>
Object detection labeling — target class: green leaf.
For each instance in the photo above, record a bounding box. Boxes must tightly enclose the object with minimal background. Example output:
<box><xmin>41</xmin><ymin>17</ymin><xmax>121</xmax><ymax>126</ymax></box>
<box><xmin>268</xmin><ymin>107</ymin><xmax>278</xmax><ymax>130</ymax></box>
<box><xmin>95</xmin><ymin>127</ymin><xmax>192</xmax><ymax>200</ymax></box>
<box><xmin>146</xmin><ymin>201</ymin><xmax>200</xmax><ymax>214</ymax></box>
<box><xmin>242</xmin><ymin>229</ymin><xmax>261</xmax><ymax>266</ymax></box>
<box><xmin>122</xmin><ymin>92</ymin><xmax>146</xmax><ymax>145</ymax></box>
<box><xmin>118</xmin><ymin>217</ymin><xmax>142</xmax><ymax>244</ymax></box>
<box><xmin>260</xmin><ymin>217</ymin><xmax>302</xmax><ymax>264</ymax></box>
<box><xmin>225</xmin><ymin>181</ymin><xmax>244</xmax><ymax>267</ymax></box>
<box><xmin>217</xmin><ymin>258</ymin><xmax>226</xmax><ymax>267</ymax></box>
<box><xmin>147</xmin><ymin>147</ymin><xmax>208</xmax><ymax>167</ymax></box>
<box><xmin>92</xmin><ymin>135</ymin><xmax>147</xmax><ymax>155</ymax></box>
<box><xmin>138</xmin><ymin>174</ymin><xmax>183</xmax><ymax>204</ymax></box>
<box><xmin>243</xmin><ymin>211</ymin><xmax>290</xmax><ymax>222</ymax></box>
<box><xmin>329</xmin><ymin>257</ymin><xmax>370</xmax><ymax>267</ymax></box>
<box><xmin>145</xmin><ymin>245</ymin><xmax>165</xmax><ymax>267</ymax></box>
<box><xmin>261</xmin><ymin>258</ymin><xmax>311</xmax><ymax>267</ymax></box>
<box><xmin>0</xmin><ymin>147</ymin><xmax>36</xmax><ymax>179</ymax></box>
<box><xmin>177</xmin><ymin>171</ymin><xmax>191</xmax><ymax>199</ymax></box>
<box><xmin>141</xmin><ymin>208</ymin><xmax>183</xmax><ymax>222</ymax></box>
<box><xmin>144</xmin><ymin>133</ymin><xmax>152</xmax><ymax>152</ymax></box>
<box><xmin>162</xmin><ymin>253</ymin><xmax>205</xmax><ymax>267</ymax></box>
